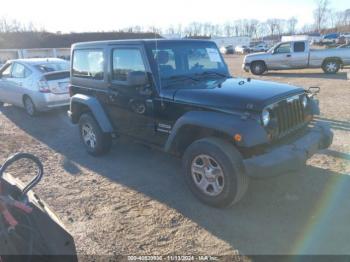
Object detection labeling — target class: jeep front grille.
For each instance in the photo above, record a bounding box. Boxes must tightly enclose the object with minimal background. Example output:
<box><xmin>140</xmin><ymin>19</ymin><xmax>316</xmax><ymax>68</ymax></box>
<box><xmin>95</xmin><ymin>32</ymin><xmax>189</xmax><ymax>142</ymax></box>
<box><xmin>271</xmin><ymin>97</ymin><xmax>307</xmax><ymax>138</ymax></box>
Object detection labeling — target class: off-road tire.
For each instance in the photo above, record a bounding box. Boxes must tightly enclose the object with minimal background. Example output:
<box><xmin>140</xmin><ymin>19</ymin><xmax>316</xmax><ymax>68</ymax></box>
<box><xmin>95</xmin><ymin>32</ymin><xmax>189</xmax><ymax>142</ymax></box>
<box><xmin>182</xmin><ymin>137</ymin><xmax>249</xmax><ymax>208</ymax></box>
<box><xmin>78</xmin><ymin>113</ymin><xmax>112</xmax><ymax>156</ymax></box>
<box><xmin>23</xmin><ymin>96</ymin><xmax>37</xmax><ymax>117</ymax></box>
<box><xmin>322</xmin><ymin>59</ymin><xmax>340</xmax><ymax>74</ymax></box>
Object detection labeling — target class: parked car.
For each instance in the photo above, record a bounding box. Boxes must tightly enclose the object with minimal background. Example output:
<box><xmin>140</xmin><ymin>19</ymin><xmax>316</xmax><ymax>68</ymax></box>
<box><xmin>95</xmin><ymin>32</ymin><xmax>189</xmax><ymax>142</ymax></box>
<box><xmin>321</xmin><ymin>33</ymin><xmax>340</xmax><ymax>44</ymax></box>
<box><xmin>0</xmin><ymin>58</ymin><xmax>70</xmax><ymax>116</ymax></box>
<box><xmin>235</xmin><ymin>45</ymin><xmax>250</xmax><ymax>54</ymax></box>
<box><xmin>68</xmin><ymin>39</ymin><xmax>333</xmax><ymax>207</ymax></box>
<box><xmin>243</xmin><ymin>40</ymin><xmax>350</xmax><ymax>75</ymax></box>
<box><xmin>337</xmin><ymin>43</ymin><xmax>350</xmax><ymax>48</ymax></box>
<box><xmin>220</xmin><ymin>45</ymin><xmax>234</xmax><ymax>54</ymax></box>
<box><xmin>250</xmin><ymin>43</ymin><xmax>269</xmax><ymax>53</ymax></box>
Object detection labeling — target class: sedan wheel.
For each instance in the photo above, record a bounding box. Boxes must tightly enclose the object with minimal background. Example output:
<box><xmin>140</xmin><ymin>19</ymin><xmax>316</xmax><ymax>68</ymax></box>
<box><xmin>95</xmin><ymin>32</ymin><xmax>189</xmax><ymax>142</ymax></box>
<box><xmin>23</xmin><ymin>97</ymin><xmax>37</xmax><ymax>116</ymax></box>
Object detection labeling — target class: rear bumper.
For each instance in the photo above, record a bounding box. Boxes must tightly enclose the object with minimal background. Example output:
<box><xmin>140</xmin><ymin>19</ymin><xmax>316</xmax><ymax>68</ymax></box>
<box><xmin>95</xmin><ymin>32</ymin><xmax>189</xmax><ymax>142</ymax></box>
<box><xmin>243</xmin><ymin>123</ymin><xmax>333</xmax><ymax>178</ymax></box>
<box><xmin>35</xmin><ymin>93</ymin><xmax>70</xmax><ymax>111</ymax></box>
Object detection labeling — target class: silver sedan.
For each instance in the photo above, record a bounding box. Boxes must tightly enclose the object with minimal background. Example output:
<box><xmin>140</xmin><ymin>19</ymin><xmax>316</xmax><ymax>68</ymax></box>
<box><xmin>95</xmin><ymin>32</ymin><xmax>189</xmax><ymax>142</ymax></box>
<box><xmin>0</xmin><ymin>58</ymin><xmax>70</xmax><ymax>116</ymax></box>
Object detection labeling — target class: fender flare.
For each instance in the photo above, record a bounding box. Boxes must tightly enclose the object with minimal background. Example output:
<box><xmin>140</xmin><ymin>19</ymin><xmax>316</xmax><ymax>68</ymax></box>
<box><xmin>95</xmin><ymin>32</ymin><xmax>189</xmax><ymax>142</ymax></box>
<box><xmin>164</xmin><ymin>111</ymin><xmax>269</xmax><ymax>152</ymax></box>
<box><xmin>70</xmin><ymin>94</ymin><xmax>114</xmax><ymax>133</ymax></box>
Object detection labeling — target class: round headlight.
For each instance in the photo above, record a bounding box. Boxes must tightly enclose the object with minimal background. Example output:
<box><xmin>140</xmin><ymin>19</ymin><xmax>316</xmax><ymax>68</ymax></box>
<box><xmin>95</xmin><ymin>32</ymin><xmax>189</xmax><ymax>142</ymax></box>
<box><xmin>262</xmin><ymin>109</ymin><xmax>270</xmax><ymax>126</ymax></box>
<box><xmin>302</xmin><ymin>96</ymin><xmax>308</xmax><ymax>108</ymax></box>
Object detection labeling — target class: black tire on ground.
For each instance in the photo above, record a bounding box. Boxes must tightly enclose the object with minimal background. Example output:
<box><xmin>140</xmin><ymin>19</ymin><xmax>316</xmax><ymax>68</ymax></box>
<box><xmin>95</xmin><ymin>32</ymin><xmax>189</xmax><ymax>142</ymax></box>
<box><xmin>182</xmin><ymin>137</ymin><xmax>249</xmax><ymax>208</ymax></box>
<box><xmin>78</xmin><ymin>113</ymin><xmax>112</xmax><ymax>156</ymax></box>
<box><xmin>322</xmin><ymin>59</ymin><xmax>340</xmax><ymax>74</ymax></box>
<box><xmin>23</xmin><ymin>96</ymin><xmax>37</xmax><ymax>117</ymax></box>
<box><xmin>250</xmin><ymin>61</ymin><xmax>266</xmax><ymax>75</ymax></box>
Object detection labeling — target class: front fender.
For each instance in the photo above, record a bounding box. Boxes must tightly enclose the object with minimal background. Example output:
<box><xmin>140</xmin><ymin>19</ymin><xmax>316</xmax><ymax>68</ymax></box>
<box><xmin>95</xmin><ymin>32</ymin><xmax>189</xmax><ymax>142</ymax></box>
<box><xmin>69</xmin><ymin>94</ymin><xmax>114</xmax><ymax>133</ymax></box>
<box><xmin>164</xmin><ymin>111</ymin><xmax>269</xmax><ymax>152</ymax></box>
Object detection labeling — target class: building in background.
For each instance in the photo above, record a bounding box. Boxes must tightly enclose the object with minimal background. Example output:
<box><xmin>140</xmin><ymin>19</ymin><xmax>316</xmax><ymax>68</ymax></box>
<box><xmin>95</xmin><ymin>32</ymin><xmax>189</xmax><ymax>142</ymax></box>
<box><xmin>0</xmin><ymin>48</ymin><xmax>70</xmax><ymax>64</ymax></box>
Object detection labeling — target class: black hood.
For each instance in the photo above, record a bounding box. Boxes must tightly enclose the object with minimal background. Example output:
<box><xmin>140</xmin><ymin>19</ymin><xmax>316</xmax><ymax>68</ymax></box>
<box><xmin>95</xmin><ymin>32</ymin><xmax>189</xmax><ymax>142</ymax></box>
<box><xmin>161</xmin><ymin>77</ymin><xmax>305</xmax><ymax>112</ymax></box>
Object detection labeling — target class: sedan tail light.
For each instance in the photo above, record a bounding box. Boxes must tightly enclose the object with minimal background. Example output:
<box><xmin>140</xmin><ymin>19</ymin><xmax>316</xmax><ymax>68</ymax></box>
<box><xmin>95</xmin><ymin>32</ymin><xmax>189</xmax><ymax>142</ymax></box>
<box><xmin>38</xmin><ymin>78</ymin><xmax>51</xmax><ymax>93</ymax></box>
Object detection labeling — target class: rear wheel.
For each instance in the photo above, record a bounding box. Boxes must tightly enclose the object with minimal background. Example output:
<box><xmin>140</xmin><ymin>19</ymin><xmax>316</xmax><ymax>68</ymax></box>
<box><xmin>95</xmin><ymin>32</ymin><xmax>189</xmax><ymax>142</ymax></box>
<box><xmin>250</xmin><ymin>61</ymin><xmax>266</xmax><ymax>75</ymax></box>
<box><xmin>322</xmin><ymin>59</ymin><xmax>340</xmax><ymax>74</ymax></box>
<box><xmin>182</xmin><ymin>137</ymin><xmax>249</xmax><ymax>208</ymax></box>
<box><xmin>78</xmin><ymin>113</ymin><xmax>112</xmax><ymax>156</ymax></box>
<box><xmin>23</xmin><ymin>96</ymin><xmax>37</xmax><ymax>117</ymax></box>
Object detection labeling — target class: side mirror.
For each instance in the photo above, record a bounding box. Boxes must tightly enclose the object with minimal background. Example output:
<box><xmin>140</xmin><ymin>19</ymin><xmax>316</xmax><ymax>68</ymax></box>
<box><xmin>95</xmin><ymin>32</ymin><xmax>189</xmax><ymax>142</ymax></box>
<box><xmin>127</xmin><ymin>71</ymin><xmax>149</xmax><ymax>86</ymax></box>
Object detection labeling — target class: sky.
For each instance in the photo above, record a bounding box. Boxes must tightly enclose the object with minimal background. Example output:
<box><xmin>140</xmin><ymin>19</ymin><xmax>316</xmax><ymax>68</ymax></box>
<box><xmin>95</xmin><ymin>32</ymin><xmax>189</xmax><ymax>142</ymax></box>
<box><xmin>0</xmin><ymin>0</ymin><xmax>348</xmax><ymax>33</ymax></box>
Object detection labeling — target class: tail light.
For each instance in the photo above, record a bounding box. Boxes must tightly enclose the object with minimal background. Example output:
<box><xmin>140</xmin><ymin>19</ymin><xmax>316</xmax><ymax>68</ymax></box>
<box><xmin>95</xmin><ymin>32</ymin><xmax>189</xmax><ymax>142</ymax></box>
<box><xmin>38</xmin><ymin>78</ymin><xmax>51</xmax><ymax>93</ymax></box>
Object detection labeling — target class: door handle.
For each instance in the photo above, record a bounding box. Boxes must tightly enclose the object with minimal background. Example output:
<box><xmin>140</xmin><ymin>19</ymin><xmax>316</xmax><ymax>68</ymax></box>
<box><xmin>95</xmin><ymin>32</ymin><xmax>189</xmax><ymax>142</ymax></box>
<box><xmin>286</xmin><ymin>54</ymin><xmax>292</xmax><ymax>58</ymax></box>
<box><xmin>18</xmin><ymin>82</ymin><xmax>23</xmax><ymax>87</ymax></box>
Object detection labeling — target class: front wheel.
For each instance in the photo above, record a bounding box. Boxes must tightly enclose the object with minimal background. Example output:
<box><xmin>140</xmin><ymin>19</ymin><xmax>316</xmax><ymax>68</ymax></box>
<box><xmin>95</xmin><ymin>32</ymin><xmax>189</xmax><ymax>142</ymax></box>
<box><xmin>322</xmin><ymin>60</ymin><xmax>340</xmax><ymax>74</ymax></box>
<box><xmin>78</xmin><ymin>113</ymin><xmax>112</xmax><ymax>156</ymax></box>
<box><xmin>182</xmin><ymin>137</ymin><xmax>249</xmax><ymax>208</ymax></box>
<box><xmin>250</xmin><ymin>61</ymin><xmax>266</xmax><ymax>75</ymax></box>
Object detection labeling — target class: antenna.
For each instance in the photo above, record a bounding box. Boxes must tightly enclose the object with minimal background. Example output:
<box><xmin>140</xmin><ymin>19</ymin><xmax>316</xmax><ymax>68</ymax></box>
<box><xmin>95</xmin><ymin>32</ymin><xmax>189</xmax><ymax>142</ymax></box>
<box><xmin>154</xmin><ymin>28</ymin><xmax>164</xmax><ymax>107</ymax></box>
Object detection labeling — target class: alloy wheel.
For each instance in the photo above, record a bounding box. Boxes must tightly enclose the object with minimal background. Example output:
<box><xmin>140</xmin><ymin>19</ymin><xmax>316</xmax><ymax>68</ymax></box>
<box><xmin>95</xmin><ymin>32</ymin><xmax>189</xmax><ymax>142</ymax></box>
<box><xmin>191</xmin><ymin>154</ymin><xmax>225</xmax><ymax>196</ymax></box>
<box><xmin>81</xmin><ymin>123</ymin><xmax>97</xmax><ymax>149</ymax></box>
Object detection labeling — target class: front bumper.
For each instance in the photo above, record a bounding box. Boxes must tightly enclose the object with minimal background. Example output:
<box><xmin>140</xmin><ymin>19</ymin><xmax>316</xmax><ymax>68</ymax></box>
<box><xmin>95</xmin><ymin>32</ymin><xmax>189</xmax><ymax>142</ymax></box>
<box><xmin>243</xmin><ymin>123</ymin><xmax>333</xmax><ymax>178</ymax></box>
<box><xmin>242</xmin><ymin>63</ymin><xmax>250</xmax><ymax>72</ymax></box>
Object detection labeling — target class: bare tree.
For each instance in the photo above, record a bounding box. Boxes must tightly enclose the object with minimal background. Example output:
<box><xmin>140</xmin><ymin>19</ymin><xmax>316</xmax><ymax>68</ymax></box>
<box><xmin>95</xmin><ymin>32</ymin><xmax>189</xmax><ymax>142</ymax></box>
<box><xmin>287</xmin><ymin>17</ymin><xmax>298</xmax><ymax>34</ymax></box>
<box><xmin>266</xmin><ymin>19</ymin><xmax>278</xmax><ymax>36</ymax></box>
<box><xmin>313</xmin><ymin>0</ymin><xmax>330</xmax><ymax>32</ymax></box>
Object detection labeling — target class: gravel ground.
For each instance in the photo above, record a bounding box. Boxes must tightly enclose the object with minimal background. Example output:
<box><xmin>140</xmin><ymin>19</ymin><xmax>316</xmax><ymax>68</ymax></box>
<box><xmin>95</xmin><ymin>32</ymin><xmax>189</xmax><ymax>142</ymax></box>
<box><xmin>0</xmin><ymin>55</ymin><xmax>349</xmax><ymax>257</ymax></box>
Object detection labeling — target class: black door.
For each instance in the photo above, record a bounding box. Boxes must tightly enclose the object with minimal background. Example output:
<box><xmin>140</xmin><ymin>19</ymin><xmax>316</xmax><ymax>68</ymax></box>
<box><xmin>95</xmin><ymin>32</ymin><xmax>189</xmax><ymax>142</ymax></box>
<box><xmin>107</xmin><ymin>46</ymin><xmax>160</xmax><ymax>144</ymax></box>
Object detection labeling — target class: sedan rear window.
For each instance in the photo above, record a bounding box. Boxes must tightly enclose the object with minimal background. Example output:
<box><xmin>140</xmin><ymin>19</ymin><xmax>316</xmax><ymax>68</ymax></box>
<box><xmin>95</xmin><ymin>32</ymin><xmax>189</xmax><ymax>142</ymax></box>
<box><xmin>35</xmin><ymin>62</ymin><xmax>69</xmax><ymax>73</ymax></box>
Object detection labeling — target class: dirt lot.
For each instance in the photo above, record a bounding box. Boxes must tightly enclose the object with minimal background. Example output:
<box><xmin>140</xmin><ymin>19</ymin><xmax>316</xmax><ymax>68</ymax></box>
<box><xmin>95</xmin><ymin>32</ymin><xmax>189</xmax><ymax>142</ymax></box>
<box><xmin>0</xmin><ymin>55</ymin><xmax>349</xmax><ymax>256</ymax></box>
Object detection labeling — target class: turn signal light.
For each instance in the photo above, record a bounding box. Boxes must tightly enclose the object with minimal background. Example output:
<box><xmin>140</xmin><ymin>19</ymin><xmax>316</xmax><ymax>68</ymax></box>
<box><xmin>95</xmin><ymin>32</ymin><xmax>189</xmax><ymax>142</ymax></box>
<box><xmin>234</xmin><ymin>134</ymin><xmax>242</xmax><ymax>142</ymax></box>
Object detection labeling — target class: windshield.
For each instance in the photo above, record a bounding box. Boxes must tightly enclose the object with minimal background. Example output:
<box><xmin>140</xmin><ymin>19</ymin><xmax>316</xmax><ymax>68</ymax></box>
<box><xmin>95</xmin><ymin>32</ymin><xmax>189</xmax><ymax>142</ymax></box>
<box><xmin>267</xmin><ymin>43</ymin><xmax>281</xmax><ymax>53</ymax></box>
<box><xmin>149</xmin><ymin>41</ymin><xmax>229</xmax><ymax>87</ymax></box>
<box><xmin>35</xmin><ymin>61</ymin><xmax>69</xmax><ymax>73</ymax></box>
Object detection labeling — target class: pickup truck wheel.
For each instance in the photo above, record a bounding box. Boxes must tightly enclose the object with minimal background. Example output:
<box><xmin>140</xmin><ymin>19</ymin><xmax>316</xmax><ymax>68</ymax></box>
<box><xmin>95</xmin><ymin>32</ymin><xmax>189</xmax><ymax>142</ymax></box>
<box><xmin>23</xmin><ymin>96</ymin><xmax>37</xmax><ymax>117</ymax></box>
<box><xmin>183</xmin><ymin>137</ymin><xmax>249</xmax><ymax>208</ymax></box>
<box><xmin>250</xmin><ymin>61</ymin><xmax>266</xmax><ymax>75</ymax></box>
<box><xmin>78</xmin><ymin>113</ymin><xmax>112</xmax><ymax>156</ymax></box>
<box><xmin>322</xmin><ymin>60</ymin><xmax>340</xmax><ymax>74</ymax></box>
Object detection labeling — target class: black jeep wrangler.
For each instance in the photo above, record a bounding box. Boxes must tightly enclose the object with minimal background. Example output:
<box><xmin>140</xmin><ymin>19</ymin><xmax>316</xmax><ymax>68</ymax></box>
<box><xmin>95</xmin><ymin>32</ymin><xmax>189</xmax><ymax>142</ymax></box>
<box><xmin>68</xmin><ymin>39</ymin><xmax>333</xmax><ymax>207</ymax></box>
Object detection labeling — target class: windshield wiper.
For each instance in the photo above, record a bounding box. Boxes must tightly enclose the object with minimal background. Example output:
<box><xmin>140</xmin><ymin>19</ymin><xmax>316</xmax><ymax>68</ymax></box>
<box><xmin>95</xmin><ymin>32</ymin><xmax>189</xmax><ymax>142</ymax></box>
<box><xmin>195</xmin><ymin>71</ymin><xmax>229</xmax><ymax>78</ymax></box>
<box><xmin>163</xmin><ymin>75</ymin><xmax>200</xmax><ymax>82</ymax></box>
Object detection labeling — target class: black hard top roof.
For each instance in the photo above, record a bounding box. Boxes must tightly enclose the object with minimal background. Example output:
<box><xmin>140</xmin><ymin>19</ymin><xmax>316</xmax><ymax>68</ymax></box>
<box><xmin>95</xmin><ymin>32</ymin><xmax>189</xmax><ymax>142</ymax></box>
<box><xmin>72</xmin><ymin>38</ymin><xmax>214</xmax><ymax>48</ymax></box>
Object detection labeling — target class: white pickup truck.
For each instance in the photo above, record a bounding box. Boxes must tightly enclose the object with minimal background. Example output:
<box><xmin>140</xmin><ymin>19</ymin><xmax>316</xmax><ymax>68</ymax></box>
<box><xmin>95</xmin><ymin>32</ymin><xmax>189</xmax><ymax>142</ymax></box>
<box><xmin>243</xmin><ymin>40</ymin><xmax>350</xmax><ymax>75</ymax></box>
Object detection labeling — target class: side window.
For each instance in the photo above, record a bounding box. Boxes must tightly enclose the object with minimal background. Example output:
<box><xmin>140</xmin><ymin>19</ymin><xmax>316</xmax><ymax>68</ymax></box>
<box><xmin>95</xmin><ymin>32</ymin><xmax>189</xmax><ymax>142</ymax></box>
<box><xmin>275</xmin><ymin>43</ymin><xmax>291</xmax><ymax>54</ymax></box>
<box><xmin>1</xmin><ymin>64</ymin><xmax>12</xmax><ymax>77</ymax></box>
<box><xmin>294</xmin><ymin>42</ymin><xmax>306</xmax><ymax>52</ymax></box>
<box><xmin>72</xmin><ymin>49</ymin><xmax>104</xmax><ymax>80</ymax></box>
<box><xmin>12</xmin><ymin>63</ymin><xmax>26</xmax><ymax>78</ymax></box>
<box><xmin>112</xmin><ymin>48</ymin><xmax>146</xmax><ymax>81</ymax></box>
